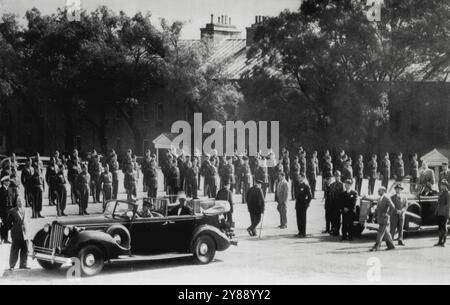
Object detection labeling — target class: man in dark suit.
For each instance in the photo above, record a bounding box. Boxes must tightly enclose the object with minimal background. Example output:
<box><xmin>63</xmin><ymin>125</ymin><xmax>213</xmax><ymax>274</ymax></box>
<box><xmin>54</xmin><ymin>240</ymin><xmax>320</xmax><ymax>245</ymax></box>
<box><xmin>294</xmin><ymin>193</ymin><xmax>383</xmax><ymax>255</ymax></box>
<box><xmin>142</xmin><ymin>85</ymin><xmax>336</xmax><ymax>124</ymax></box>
<box><xmin>294</xmin><ymin>173</ymin><xmax>312</xmax><ymax>238</ymax></box>
<box><xmin>0</xmin><ymin>176</ymin><xmax>11</xmax><ymax>243</ymax></box>
<box><xmin>354</xmin><ymin>155</ymin><xmax>364</xmax><ymax>196</ymax></box>
<box><xmin>168</xmin><ymin>192</ymin><xmax>192</xmax><ymax>216</ymax></box>
<box><xmin>329</xmin><ymin>171</ymin><xmax>344</xmax><ymax>236</ymax></box>
<box><xmin>340</xmin><ymin>179</ymin><xmax>358</xmax><ymax>241</ymax></box>
<box><xmin>216</xmin><ymin>180</ymin><xmax>234</xmax><ymax>225</ymax></box>
<box><xmin>6</xmin><ymin>197</ymin><xmax>29</xmax><ymax>270</ymax></box>
<box><xmin>246</xmin><ymin>179</ymin><xmax>265</xmax><ymax>237</ymax></box>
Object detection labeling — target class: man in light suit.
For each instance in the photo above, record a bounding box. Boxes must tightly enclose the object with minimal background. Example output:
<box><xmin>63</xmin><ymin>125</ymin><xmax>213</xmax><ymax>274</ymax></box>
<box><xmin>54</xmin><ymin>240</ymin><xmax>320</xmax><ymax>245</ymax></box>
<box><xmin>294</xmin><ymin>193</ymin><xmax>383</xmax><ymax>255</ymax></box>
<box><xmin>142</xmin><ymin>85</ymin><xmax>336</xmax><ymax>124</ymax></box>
<box><xmin>369</xmin><ymin>187</ymin><xmax>396</xmax><ymax>252</ymax></box>
<box><xmin>390</xmin><ymin>184</ymin><xmax>407</xmax><ymax>246</ymax></box>
<box><xmin>275</xmin><ymin>172</ymin><xmax>289</xmax><ymax>229</ymax></box>
<box><xmin>419</xmin><ymin>162</ymin><xmax>435</xmax><ymax>187</ymax></box>
<box><xmin>6</xmin><ymin>197</ymin><xmax>29</xmax><ymax>270</ymax></box>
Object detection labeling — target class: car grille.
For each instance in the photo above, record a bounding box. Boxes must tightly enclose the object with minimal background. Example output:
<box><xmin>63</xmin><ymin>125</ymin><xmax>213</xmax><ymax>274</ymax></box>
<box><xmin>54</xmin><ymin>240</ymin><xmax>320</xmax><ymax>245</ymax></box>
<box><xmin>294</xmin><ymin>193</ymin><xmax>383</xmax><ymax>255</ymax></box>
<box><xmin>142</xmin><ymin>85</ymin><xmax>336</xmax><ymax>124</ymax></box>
<box><xmin>49</xmin><ymin>224</ymin><xmax>65</xmax><ymax>250</ymax></box>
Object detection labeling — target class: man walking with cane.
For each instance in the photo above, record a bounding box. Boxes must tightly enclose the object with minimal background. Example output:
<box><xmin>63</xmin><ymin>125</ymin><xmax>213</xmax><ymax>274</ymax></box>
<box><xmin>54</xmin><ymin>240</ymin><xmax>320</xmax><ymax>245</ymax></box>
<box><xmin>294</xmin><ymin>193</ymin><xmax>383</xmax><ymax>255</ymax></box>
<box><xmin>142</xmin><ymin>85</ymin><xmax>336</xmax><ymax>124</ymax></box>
<box><xmin>246</xmin><ymin>179</ymin><xmax>265</xmax><ymax>237</ymax></box>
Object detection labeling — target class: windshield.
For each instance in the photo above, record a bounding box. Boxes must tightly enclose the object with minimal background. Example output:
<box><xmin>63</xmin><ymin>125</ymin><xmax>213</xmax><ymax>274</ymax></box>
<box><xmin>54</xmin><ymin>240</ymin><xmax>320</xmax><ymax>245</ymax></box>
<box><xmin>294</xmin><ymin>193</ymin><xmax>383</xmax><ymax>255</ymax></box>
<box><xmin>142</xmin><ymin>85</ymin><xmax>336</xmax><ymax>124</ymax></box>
<box><xmin>104</xmin><ymin>201</ymin><xmax>136</xmax><ymax>220</ymax></box>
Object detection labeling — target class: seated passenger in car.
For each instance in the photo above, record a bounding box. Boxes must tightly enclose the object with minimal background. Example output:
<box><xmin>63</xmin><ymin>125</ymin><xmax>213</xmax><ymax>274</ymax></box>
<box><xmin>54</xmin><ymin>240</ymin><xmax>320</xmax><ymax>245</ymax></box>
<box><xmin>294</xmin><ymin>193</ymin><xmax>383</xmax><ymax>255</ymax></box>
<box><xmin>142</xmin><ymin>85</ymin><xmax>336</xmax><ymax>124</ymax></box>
<box><xmin>168</xmin><ymin>192</ymin><xmax>193</xmax><ymax>216</ymax></box>
<box><xmin>138</xmin><ymin>200</ymin><xmax>160</xmax><ymax>218</ymax></box>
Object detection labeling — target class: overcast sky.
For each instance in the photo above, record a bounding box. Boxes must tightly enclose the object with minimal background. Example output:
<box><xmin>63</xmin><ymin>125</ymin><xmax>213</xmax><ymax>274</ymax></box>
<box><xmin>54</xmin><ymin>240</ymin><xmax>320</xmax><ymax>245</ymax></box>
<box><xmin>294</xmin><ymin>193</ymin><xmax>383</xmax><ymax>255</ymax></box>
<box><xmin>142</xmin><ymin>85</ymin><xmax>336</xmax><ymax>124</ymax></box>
<box><xmin>0</xmin><ymin>0</ymin><xmax>301</xmax><ymax>39</ymax></box>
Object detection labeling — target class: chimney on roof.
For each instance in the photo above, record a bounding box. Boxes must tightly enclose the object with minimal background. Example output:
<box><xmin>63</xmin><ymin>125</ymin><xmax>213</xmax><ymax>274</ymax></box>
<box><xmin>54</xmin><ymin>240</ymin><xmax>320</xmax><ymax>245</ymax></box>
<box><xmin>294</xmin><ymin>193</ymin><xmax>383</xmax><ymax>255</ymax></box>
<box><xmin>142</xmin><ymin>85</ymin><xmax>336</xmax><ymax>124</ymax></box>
<box><xmin>247</xmin><ymin>15</ymin><xmax>268</xmax><ymax>47</ymax></box>
<box><xmin>201</xmin><ymin>14</ymin><xmax>241</xmax><ymax>43</ymax></box>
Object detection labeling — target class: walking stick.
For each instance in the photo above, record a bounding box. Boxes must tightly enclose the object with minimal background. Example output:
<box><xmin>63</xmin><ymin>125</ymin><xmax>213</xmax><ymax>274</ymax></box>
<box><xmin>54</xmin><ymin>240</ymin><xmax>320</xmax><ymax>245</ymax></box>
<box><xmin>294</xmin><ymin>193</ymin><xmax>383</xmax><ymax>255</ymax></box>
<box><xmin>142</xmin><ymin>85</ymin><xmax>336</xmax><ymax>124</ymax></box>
<box><xmin>259</xmin><ymin>212</ymin><xmax>265</xmax><ymax>239</ymax></box>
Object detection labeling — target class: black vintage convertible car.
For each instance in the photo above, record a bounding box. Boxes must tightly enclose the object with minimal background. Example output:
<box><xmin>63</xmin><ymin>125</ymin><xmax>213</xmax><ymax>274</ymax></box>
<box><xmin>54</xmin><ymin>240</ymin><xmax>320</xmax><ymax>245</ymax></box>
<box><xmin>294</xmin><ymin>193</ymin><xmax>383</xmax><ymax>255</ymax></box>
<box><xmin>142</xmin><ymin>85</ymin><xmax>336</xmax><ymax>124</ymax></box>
<box><xmin>31</xmin><ymin>197</ymin><xmax>236</xmax><ymax>276</ymax></box>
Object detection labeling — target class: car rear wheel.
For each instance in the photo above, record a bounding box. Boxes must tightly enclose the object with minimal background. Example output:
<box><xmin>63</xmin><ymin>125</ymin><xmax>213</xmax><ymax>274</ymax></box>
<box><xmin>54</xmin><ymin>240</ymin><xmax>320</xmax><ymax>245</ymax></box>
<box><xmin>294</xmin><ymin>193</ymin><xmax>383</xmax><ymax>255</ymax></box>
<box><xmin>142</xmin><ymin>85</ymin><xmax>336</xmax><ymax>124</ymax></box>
<box><xmin>193</xmin><ymin>235</ymin><xmax>216</xmax><ymax>264</ymax></box>
<box><xmin>37</xmin><ymin>260</ymin><xmax>62</xmax><ymax>270</ymax></box>
<box><xmin>78</xmin><ymin>245</ymin><xmax>105</xmax><ymax>277</ymax></box>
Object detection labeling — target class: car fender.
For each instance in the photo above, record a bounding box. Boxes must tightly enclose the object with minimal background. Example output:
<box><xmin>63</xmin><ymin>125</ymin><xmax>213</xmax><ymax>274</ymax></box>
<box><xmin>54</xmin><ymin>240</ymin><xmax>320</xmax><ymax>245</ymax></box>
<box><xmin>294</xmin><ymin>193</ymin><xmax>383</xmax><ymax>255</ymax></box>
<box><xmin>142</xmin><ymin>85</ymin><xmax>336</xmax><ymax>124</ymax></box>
<box><xmin>406</xmin><ymin>201</ymin><xmax>422</xmax><ymax>221</ymax></box>
<box><xmin>65</xmin><ymin>230</ymin><xmax>126</xmax><ymax>260</ymax></box>
<box><xmin>191</xmin><ymin>225</ymin><xmax>231</xmax><ymax>252</ymax></box>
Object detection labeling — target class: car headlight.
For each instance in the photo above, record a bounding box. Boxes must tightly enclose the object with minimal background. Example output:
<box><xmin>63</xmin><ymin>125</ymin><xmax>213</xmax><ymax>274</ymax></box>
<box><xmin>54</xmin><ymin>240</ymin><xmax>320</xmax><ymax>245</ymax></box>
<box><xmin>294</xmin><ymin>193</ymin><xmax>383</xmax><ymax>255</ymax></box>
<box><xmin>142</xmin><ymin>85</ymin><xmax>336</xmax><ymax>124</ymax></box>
<box><xmin>64</xmin><ymin>227</ymin><xmax>71</xmax><ymax>236</ymax></box>
<box><xmin>44</xmin><ymin>224</ymin><xmax>51</xmax><ymax>233</ymax></box>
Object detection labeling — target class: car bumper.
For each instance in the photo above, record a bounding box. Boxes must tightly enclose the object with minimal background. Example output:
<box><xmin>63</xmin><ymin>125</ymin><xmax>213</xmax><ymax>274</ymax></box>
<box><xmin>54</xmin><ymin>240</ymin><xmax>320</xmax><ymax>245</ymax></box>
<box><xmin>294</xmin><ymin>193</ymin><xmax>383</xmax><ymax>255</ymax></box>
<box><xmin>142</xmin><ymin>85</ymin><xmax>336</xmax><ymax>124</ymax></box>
<box><xmin>32</xmin><ymin>251</ymin><xmax>73</xmax><ymax>265</ymax></box>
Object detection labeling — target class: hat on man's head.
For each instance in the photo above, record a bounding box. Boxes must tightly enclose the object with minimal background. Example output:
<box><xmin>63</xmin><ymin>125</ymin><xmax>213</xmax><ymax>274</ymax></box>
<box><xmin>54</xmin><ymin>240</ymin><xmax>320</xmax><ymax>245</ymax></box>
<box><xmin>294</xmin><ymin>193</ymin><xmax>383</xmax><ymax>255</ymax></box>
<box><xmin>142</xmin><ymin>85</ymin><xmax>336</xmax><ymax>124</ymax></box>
<box><xmin>1</xmin><ymin>176</ymin><xmax>10</xmax><ymax>183</ymax></box>
<box><xmin>255</xmin><ymin>179</ymin><xmax>264</xmax><ymax>185</ymax></box>
<box><xmin>334</xmin><ymin>170</ymin><xmax>341</xmax><ymax>177</ymax></box>
<box><xmin>222</xmin><ymin>179</ymin><xmax>230</xmax><ymax>186</ymax></box>
<box><xmin>394</xmin><ymin>183</ymin><xmax>404</xmax><ymax>190</ymax></box>
<box><xmin>344</xmin><ymin>179</ymin><xmax>353</xmax><ymax>185</ymax></box>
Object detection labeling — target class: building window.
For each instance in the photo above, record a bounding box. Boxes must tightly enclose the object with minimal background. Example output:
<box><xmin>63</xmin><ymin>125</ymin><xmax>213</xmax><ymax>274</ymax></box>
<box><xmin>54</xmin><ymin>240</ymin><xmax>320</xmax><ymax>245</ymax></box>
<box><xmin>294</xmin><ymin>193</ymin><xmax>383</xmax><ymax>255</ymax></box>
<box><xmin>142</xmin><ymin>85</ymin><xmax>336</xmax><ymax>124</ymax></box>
<box><xmin>143</xmin><ymin>139</ymin><xmax>150</xmax><ymax>153</ymax></box>
<box><xmin>75</xmin><ymin>136</ymin><xmax>81</xmax><ymax>152</ymax></box>
<box><xmin>143</xmin><ymin>103</ymin><xmax>151</xmax><ymax>121</ymax></box>
<box><xmin>156</xmin><ymin>103</ymin><xmax>164</xmax><ymax>124</ymax></box>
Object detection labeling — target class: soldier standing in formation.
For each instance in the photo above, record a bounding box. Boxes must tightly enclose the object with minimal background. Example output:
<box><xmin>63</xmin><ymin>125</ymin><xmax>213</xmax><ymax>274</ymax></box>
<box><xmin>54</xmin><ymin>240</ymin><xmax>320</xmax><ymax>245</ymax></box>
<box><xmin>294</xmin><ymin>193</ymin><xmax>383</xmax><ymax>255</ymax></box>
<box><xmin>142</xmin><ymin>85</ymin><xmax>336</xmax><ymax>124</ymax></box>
<box><xmin>108</xmin><ymin>150</ymin><xmax>120</xmax><ymax>200</ymax></box>
<box><xmin>142</xmin><ymin>149</ymin><xmax>153</xmax><ymax>194</ymax></box>
<box><xmin>419</xmin><ymin>162</ymin><xmax>435</xmax><ymax>192</ymax></box>
<box><xmin>30</xmin><ymin>162</ymin><xmax>44</xmax><ymax>219</ymax></box>
<box><xmin>306</xmin><ymin>151</ymin><xmax>319</xmax><ymax>199</ymax></box>
<box><xmin>100</xmin><ymin>164</ymin><xmax>113</xmax><ymax>210</ymax></box>
<box><xmin>167</xmin><ymin>158</ymin><xmax>180</xmax><ymax>200</ymax></box>
<box><xmin>146</xmin><ymin>159</ymin><xmax>159</xmax><ymax>199</ymax></box>
<box><xmin>354</xmin><ymin>155</ymin><xmax>364</xmax><ymax>196</ymax></box>
<box><xmin>439</xmin><ymin>162</ymin><xmax>450</xmax><ymax>186</ymax></box>
<box><xmin>322</xmin><ymin>154</ymin><xmax>333</xmax><ymax>191</ymax></box>
<box><xmin>380</xmin><ymin>153</ymin><xmax>391</xmax><ymax>189</ymax></box>
<box><xmin>294</xmin><ymin>173</ymin><xmax>312</xmax><ymax>238</ymax></box>
<box><xmin>21</xmin><ymin>158</ymin><xmax>33</xmax><ymax>207</ymax></box>
<box><xmin>393</xmin><ymin>152</ymin><xmax>405</xmax><ymax>182</ymax></box>
<box><xmin>322</xmin><ymin>174</ymin><xmax>333</xmax><ymax>234</ymax></box>
<box><xmin>341</xmin><ymin>159</ymin><xmax>353</xmax><ymax>183</ymax></box>
<box><xmin>77</xmin><ymin>163</ymin><xmax>90</xmax><ymax>216</ymax></box>
<box><xmin>89</xmin><ymin>153</ymin><xmax>102</xmax><ymax>203</ymax></box>
<box><xmin>45</xmin><ymin>157</ymin><xmax>57</xmax><ymax>206</ymax></box>
<box><xmin>290</xmin><ymin>157</ymin><xmax>300</xmax><ymax>201</ymax></box>
<box><xmin>281</xmin><ymin>149</ymin><xmax>290</xmax><ymax>183</ymax></box>
<box><xmin>340</xmin><ymin>179</ymin><xmax>357</xmax><ymax>241</ymax></box>
<box><xmin>390</xmin><ymin>183</ymin><xmax>407</xmax><ymax>246</ymax></box>
<box><xmin>67</xmin><ymin>149</ymin><xmax>81</xmax><ymax>204</ymax></box>
<box><xmin>410</xmin><ymin>154</ymin><xmax>420</xmax><ymax>191</ymax></box>
<box><xmin>54</xmin><ymin>164</ymin><xmax>67</xmax><ymax>216</ymax></box>
<box><xmin>367</xmin><ymin>154</ymin><xmax>378</xmax><ymax>195</ymax></box>
<box><xmin>185</xmin><ymin>158</ymin><xmax>198</xmax><ymax>199</ymax></box>
<box><xmin>241</xmin><ymin>157</ymin><xmax>252</xmax><ymax>204</ymax></box>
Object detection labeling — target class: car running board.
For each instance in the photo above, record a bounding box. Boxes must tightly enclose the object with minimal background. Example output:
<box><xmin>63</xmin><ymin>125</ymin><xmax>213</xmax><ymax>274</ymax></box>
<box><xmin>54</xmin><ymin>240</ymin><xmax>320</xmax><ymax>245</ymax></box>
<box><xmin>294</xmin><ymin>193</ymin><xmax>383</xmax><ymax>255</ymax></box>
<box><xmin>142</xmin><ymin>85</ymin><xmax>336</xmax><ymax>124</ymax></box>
<box><xmin>109</xmin><ymin>253</ymin><xmax>193</xmax><ymax>263</ymax></box>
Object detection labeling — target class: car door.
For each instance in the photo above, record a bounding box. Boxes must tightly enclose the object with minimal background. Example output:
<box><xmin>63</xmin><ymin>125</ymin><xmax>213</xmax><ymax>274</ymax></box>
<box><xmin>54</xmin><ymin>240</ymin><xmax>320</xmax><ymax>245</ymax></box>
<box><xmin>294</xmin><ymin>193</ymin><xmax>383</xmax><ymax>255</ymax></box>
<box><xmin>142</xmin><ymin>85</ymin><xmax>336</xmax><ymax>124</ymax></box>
<box><xmin>163</xmin><ymin>215</ymin><xmax>197</xmax><ymax>252</ymax></box>
<box><xmin>130</xmin><ymin>217</ymin><xmax>172</xmax><ymax>255</ymax></box>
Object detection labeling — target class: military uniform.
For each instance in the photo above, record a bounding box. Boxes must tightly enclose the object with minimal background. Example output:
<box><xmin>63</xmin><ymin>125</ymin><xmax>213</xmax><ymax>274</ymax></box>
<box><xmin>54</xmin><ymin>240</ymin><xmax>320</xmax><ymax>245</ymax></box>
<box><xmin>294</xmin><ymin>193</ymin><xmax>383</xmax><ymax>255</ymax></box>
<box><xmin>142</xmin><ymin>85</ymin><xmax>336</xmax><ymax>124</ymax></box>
<box><xmin>322</xmin><ymin>159</ymin><xmax>333</xmax><ymax>191</ymax></box>
<box><xmin>76</xmin><ymin>171</ymin><xmax>90</xmax><ymax>215</ymax></box>
<box><xmin>439</xmin><ymin>170</ymin><xmax>450</xmax><ymax>186</ymax></box>
<box><xmin>8</xmin><ymin>172</ymin><xmax>20</xmax><ymax>208</ymax></box>
<box><xmin>380</xmin><ymin>157</ymin><xmax>391</xmax><ymax>189</ymax></box>
<box><xmin>108</xmin><ymin>158</ymin><xmax>120</xmax><ymax>199</ymax></box>
<box><xmin>367</xmin><ymin>159</ymin><xmax>378</xmax><ymax>195</ymax></box>
<box><xmin>354</xmin><ymin>160</ymin><xmax>364</xmax><ymax>195</ymax></box>
<box><xmin>306</xmin><ymin>157</ymin><xmax>319</xmax><ymax>199</ymax></box>
<box><xmin>255</xmin><ymin>164</ymin><xmax>269</xmax><ymax>199</ymax></box>
<box><xmin>167</xmin><ymin>163</ymin><xmax>180</xmax><ymax>200</ymax></box>
<box><xmin>100</xmin><ymin>171</ymin><xmax>113</xmax><ymax>209</ymax></box>
<box><xmin>29</xmin><ymin>169</ymin><xmax>44</xmax><ymax>218</ymax></box>
<box><xmin>241</xmin><ymin>162</ymin><xmax>252</xmax><ymax>204</ymax></box>
<box><xmin>294</xmin><ymin>181</ymin><xmax>312</xmax><ymax>236</ymax></box>
<box><xmin>45</xmin><ymin>163</ymin><xmax>57</xmax><ymax>206</ymax></box>
<box><xmin>67</xmin><ymin>156</ymin><xmax>81</xmax><ymax>204</ymax></box>
<box><xmin>185</xmin><ymin>165</ymin><xmax>199</xmax><ymax>199</ymax></box>
<box><xmin>21</xmin><ymin>165</ymin><xmax>34</xmax><ymax>207</ymax></box>
<box><xmin>141</xmin><ymin>156</ymin><xmax>153</xmax><ymax>193</ymax></box>
<box><xmin>145</xmin><ymin>166</ymin><xmax>158</xmax><ymax>199</ymax></box>
<box><xmin>88</xmin><ymin>157</ymin><xmax>102</xmax><ymax>203</ymax></box>
<box><xmin>393</xmin><ymin>157</ymin><xmax>405</xmax><ymax>182</ymax></box>
<box><xmin>341</xmin><ymin>165</ymin><xmax>353</xmax><ymax>184</ymax></box>
<box><xmin>290</xmin><ymin>161</ymin><xmax>300</xmax><ymax>200</ymax></box>
<box><xmin>281</xmin><ymin>154</ymin><xmax>290</xmax><ymax>182</ymax></box>
<box><xmin>410</xmin><ymin>159</ymin><xmax>419</xmax><ymax>186</ymax></box>
<box><xmin>54</xmin><ymin>169</ymin><xmax>67</xmax><ymax>216</ymax></box>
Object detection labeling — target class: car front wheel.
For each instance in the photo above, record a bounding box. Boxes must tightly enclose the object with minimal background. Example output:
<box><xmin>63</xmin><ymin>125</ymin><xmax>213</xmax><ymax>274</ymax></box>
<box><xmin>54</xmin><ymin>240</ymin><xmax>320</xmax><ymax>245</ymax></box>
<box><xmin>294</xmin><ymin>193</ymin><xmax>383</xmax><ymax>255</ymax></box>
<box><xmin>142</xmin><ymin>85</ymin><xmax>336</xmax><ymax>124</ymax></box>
<box><xmin>193</xmin><ymin>235</ymin><xmax>216</xmax><ymax>264</ymax></box>
<box><xmin>78</xmin><ymin>245</ymin><xmax>105</xmax><ymax>277</ymax></box>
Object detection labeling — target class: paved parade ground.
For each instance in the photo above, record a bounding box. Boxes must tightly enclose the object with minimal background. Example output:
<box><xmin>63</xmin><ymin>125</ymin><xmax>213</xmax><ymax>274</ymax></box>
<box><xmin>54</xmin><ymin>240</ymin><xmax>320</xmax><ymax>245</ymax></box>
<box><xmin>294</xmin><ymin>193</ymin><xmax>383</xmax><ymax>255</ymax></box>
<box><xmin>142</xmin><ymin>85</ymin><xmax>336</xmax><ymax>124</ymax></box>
<box><xmin>0</xmin><ymin>175</ymin><xmax>449</xmax><ymax>285</ymax></box>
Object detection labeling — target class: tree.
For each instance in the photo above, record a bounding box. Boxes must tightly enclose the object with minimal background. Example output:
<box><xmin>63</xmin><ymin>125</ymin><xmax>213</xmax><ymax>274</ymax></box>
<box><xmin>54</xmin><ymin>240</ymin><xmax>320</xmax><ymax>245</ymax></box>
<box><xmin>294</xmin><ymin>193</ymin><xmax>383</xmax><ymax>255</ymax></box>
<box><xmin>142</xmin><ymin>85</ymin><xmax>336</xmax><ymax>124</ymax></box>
<box><xmin>245</xmin><ymin>0</ymin><xmax>450</xmax><ymax>152</ymax></box>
